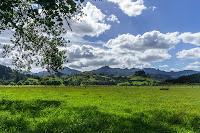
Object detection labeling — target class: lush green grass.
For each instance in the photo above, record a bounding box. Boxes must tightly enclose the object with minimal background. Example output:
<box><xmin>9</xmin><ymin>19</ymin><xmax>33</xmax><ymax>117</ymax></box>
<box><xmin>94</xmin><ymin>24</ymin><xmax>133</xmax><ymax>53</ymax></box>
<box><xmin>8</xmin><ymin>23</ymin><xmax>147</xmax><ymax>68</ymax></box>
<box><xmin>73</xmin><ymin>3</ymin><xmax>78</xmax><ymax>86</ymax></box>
<box><xmin>0</xmin><ymin>86</ymin><xmax>200</xmax><ymax>132</ymax></box>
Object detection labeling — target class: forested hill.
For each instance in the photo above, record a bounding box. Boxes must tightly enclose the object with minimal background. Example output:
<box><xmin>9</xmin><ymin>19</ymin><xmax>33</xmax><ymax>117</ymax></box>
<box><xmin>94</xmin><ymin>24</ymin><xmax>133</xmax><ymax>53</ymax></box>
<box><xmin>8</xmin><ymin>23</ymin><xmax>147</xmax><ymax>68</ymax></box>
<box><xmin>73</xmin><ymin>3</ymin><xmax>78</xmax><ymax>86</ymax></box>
<box><xmin>0</xmin><ymin>65</ymin><xmax>16</xmax><ymax>80</ymax></box>
<box><xmin>91</xmin><ymin>66</ymin><xmax>199</xmax><ymax>80</ymax></box>
<box><xmin>0</xmin><ymin>65</ymin><xmax>30</xmax><ymax>84</ymax></box>
<box><xmin>0</xmin><ymin>64</ymin><xmax>199</xmax><ymax>85</ymax></box>
<box><xmin>34</xmin><ymin>66</ymin><xmax>199</xmax><ymax>80</ymax></box>
<box><xmin>166</xmin><ymin>73</ymin><xmax>200</xmax><ymax>84</ymax></box>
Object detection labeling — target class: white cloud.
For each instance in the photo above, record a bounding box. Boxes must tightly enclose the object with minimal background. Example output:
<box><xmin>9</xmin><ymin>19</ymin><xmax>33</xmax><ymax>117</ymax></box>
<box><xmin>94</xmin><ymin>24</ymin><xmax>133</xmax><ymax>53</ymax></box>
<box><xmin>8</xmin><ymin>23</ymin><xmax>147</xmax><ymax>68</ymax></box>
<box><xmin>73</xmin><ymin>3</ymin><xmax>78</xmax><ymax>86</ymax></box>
<box><xmin>0</xmin><ymin>57</ymin><xmax>12</xmax><ymax>67</ymax></box>
<box><xmin>179</xmin><ymin>32</ymin><xmax>200</xmax><ymax>46</ymax></box>
<box><xmin>107</xmin><ymin>0</ymin><xmax>147</xmax><ymax>17</ymax></box>
<box><xmin>151</xmin><ymin>6</ymin><xmax>157</xmax><ymax>12</ymax></box>
<box><xmin>70</xmin><ymin>2</ymin><xmax>111</xmax><ymax>37</ymax></box>
<box><xmin>176</xmin><ymin>48</ymin><xmax>200</xmax><ymax>59</ymax></box>
<box><xmin>139</xmin><ymin>49</ymin><xmax>171</xmax><ymax>62</ymax></box>
<box><xmin>107</xmin><ymin>14</ymin><xmax>120</xmax><ymax>23</ymax></box>
<box><xmin>63</xmin><ymin>31</ymin><xmax>178</xmax><ymax>71</ymax></box>
<box><xmin>159</xmin><ymin>65</ymin><xmax>168</xmax><ymax>68</ymax></box>
<box><xmin>105</xmin><ymin>31</ymin><xmax>180</xmax><ymax>51</ymax></box>
<box><xmin>159</xmin><ymin>65</ymin><xmax>169</xmax><ymax>71</ymax></box>
<box><xmin>185</xmin><ymin>62</ymin><xmax>200</xmax><ymax>71</ymax></box>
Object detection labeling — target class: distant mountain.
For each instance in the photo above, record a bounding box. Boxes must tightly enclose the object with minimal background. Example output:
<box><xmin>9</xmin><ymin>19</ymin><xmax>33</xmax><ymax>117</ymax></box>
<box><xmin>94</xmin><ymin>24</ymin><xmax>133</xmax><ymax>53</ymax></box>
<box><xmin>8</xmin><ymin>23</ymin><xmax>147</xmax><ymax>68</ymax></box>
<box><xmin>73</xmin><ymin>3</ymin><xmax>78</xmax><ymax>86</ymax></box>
<box><xmin>59</xmin><ymin>67</ymin><xmax>81</xmax><ymax>75</ymax></box>
<box><xmin>143</xmin><ymin>68</ymin><xmax>199</xmax><ymax>80</ymax></box>
<box><xmin>32</xmin><ymin>66</ymin><xmax>199</xmax><ymax>80</ymax></box>
<box><xmin>168</xmin><ymin>70</ymin><xmax>199</xmax><ymax>78</ymax></box>
<box><xmin>0</xmin><ymin>64</ymin><xmax>198</xmax><ymax>84</ymax></box>
<box><xmin>0</xmin><ymin>65</ymin><xmax>14</xmax><ymax>80</ymax></box>
<box><xmin>166</xmin><ymin>73</ymin><xmax>200</xmax><ymax>84</ymax></box>
<box><xmin>33</xmin><ymin>71</ymin><xmax>51</xmax><ymax>77</ymax></box>
<box><xmin>91</xmin><ymin>66</ymin><xmax>199</xmax><ymax>80</ymax></box>
<box><xmin>34</xmin><ymin>67</ymin><xmax>80</xmax><ymax>77</ymax></box>
<box><xmin>91</xmin><ymin>66</ymin><xmax>140</xmax><ymax>77</ymax></box>
<box><xmin>0</xmin><ymin>65</ymin><xmax>27</xmax><ymax>83</ymax></box>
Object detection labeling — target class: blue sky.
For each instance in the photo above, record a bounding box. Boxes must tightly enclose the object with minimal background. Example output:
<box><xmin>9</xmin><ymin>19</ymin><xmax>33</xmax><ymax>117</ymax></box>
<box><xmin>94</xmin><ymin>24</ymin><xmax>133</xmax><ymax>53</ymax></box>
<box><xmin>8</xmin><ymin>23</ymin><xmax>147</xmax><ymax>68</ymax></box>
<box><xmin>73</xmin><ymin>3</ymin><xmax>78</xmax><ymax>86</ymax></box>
<box><xmin>0</xmin><ymin>0</ymin><xmax>200</xmax><ymax>72</ymax></box>
<box><xmin>75</xmin><ymin>0</ymin><xmax>200</xmax><ymax>72</ymax></box>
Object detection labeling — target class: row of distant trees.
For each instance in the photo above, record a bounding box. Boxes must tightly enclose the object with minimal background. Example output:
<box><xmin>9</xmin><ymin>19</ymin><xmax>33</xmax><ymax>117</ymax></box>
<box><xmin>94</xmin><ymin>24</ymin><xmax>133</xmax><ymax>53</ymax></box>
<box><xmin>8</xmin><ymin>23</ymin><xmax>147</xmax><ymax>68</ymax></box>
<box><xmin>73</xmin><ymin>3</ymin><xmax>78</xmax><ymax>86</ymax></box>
<box><xmin>2</xmin><ymin>77</ymin><xmax>116</xmax><ymax>86</ymax></box>
<box><xmin>0</xmin><ymin>70</ymin><xmax>160</xmax><ymax>86</ymax></box>
<box><xmin>5</xmin><ymin>77</ymin><xmax>63</xmax><ymax>86</ymax></box>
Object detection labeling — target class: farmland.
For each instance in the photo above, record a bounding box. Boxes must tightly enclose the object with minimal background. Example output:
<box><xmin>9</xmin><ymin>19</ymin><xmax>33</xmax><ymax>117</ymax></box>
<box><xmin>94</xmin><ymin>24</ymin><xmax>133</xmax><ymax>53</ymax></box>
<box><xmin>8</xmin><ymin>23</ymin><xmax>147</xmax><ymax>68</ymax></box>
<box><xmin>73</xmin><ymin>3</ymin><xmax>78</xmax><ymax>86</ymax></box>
<box><xmin>0</xmin><ymin>86</ymin><xmax>200</xmax><ymax>132</ymax></box>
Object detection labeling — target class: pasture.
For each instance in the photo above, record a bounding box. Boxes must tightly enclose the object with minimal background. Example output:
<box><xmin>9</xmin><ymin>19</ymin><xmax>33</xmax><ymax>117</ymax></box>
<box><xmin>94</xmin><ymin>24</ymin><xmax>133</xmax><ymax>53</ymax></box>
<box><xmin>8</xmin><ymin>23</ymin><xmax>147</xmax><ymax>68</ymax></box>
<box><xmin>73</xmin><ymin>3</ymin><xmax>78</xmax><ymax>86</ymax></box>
<box><xmin>0</xmin><ymin>86</ymin><xmax>200</xmax><ymax>132</ymax></box>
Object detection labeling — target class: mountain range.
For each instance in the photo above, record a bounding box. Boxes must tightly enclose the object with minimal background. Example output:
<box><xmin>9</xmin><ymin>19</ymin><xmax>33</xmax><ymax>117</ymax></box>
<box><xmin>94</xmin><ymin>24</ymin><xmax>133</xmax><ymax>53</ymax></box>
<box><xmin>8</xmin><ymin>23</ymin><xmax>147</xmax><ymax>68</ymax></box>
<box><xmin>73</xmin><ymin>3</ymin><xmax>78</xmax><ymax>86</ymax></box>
<box><xmin>33</xmin><ymin>67</ymin><xmax>81</xmax><ymax>77</ymax></box>
<box><xmin>0</xmin><ymin>64</ymin><xmax>198</xmax><ymax>81</ymax></box>
<box><xmin>33</xmin><ymin>66</ymin><xmax>199</xmax><ymax>80</ymax></box>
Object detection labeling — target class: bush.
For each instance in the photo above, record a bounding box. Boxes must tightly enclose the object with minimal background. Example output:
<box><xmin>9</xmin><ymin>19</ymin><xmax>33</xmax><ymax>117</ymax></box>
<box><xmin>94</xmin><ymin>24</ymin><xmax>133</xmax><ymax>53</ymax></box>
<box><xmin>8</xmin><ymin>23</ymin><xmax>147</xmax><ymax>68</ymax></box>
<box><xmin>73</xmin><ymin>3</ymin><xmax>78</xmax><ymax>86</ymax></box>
<box><xmin>9</xmin><ymin>82</ymin><xmax>16</xmax><ymax>86</ymax></box>
<box><xmin>46</xmin><ymin>80</ymin><xmax>62</xmax><ymax>86</ymax></box>
<box><xmin>17</xmin><ymin>81</ymin><xmax>23</xmax><ymax>86</ymax></box>
<box><xmin>41</xmin><ymin>77</ymin><xmax>62</xmax><ymax>86</ymax></box>
<box><xmin>23</xmin><ymin>78</ymin><xmax>39</xmax><ymax>85</ymax></box>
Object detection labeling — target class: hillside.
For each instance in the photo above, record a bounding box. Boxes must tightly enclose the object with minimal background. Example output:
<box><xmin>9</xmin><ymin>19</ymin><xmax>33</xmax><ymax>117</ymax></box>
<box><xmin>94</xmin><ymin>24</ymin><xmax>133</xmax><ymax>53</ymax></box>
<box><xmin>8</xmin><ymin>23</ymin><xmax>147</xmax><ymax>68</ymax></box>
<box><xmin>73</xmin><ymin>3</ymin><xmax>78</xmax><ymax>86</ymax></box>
<box><xmin>166</xmin><ymin>73</ymin><xmax>200</xmax><ymax>84</ymax></box>
<box><xmin>0</xmin><ymin>65</ymin><xmax>14</xmax><ymax>80</ymax></box>
<box><xmin>63</xmin><ymin>72</ymin><xmax>116</xmax><ymax>86</ymax></box>
<box><xmin>91</xmin><ymin>66</ymin><xmax>199</xmax><ymax>80</ymax></box>
<box><xmin>0</xmin><ymin>64</ymin><xmax>199</xmax><ymax>85</ymax></box>
<box><xmin>91</xmin><ymin>66</ymin><xmax>140</xmax><ymax>77</ymax></box>
<box><xmin>63</xmin><ymin>72</ymin><xmax>159</xmax><ymax>86</ymax></box>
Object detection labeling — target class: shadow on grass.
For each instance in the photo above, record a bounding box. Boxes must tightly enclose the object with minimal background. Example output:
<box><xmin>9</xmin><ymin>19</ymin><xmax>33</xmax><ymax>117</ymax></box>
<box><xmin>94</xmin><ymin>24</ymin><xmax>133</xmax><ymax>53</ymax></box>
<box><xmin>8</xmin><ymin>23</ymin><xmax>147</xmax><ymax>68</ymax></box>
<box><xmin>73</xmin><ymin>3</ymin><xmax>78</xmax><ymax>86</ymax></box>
<box><xmin>0</xmin><ymin>99</ymin><xmax>61</xmax><ymax>116</ymax></box>
<box><xmin>0</xmin><ymin>105</ymin><xmax>200</xmax><ymax>133</ymax></box>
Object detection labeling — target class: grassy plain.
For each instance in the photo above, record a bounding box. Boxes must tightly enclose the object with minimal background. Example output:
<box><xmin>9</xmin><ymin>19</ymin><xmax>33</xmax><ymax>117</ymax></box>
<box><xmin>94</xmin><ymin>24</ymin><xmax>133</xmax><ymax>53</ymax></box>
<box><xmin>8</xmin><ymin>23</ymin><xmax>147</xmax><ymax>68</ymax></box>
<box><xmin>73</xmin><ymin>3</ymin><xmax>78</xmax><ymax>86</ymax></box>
<box><xmin>0</xmin><ymin>85</ymin><xmax>200</xmax><ymax>132</ymax></box>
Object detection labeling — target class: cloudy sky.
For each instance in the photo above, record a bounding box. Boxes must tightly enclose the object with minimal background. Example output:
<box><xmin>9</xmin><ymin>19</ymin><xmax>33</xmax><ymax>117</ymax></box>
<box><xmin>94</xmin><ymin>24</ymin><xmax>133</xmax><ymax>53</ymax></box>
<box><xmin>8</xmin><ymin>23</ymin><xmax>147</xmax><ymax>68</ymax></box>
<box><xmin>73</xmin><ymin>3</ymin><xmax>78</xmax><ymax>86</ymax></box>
<box><xmin>1</xmin><ymin>0</ymin><xmax>200</xmax><ymax>72</ymax></box>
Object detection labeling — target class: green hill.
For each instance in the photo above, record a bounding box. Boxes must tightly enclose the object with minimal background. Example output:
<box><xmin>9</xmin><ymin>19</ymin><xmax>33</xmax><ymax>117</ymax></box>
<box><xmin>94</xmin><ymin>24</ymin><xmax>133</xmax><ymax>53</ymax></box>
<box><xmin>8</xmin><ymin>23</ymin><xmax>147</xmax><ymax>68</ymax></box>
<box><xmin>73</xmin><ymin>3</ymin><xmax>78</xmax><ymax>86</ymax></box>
<box><xmin>63</xmin><ymin>72</ymin><xmax>116</xmax><ymax>86</ymax></box>
<box><xmin>63</xmin><ymin>72</ymin><xmax>159</xmax><ymax>86</ymax></box>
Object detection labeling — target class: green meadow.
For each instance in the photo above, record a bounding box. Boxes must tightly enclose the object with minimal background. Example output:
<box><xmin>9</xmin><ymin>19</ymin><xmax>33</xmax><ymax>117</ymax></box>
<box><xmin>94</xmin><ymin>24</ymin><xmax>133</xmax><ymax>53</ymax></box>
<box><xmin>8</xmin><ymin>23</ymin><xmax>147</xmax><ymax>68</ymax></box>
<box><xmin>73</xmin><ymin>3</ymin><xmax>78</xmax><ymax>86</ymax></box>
<box><xmin>0</xmin><ymin>86</ymin><xmax>200</xmax><ymax>133</ymax></box>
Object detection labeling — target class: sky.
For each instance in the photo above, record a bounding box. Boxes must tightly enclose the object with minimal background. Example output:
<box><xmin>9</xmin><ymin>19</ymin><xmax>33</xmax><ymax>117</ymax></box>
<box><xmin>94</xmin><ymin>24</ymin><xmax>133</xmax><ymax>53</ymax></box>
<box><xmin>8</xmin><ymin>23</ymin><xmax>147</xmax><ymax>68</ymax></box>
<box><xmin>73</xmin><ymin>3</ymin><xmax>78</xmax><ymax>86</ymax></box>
<box><xmin>0</xmin><ymin>0</ymin><xmax>200</xmax><ymax>72</ymax></box>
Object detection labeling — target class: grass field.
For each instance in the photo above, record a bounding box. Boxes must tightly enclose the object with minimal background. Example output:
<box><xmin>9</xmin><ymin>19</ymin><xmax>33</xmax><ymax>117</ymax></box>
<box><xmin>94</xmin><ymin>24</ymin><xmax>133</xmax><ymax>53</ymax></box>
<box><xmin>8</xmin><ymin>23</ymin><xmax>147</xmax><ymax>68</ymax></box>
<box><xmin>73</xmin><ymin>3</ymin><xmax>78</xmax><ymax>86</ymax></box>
<box><xmin>0</xmin><ymin>86</ymin><xmax>200</xmax><ymax>133</ymax></box>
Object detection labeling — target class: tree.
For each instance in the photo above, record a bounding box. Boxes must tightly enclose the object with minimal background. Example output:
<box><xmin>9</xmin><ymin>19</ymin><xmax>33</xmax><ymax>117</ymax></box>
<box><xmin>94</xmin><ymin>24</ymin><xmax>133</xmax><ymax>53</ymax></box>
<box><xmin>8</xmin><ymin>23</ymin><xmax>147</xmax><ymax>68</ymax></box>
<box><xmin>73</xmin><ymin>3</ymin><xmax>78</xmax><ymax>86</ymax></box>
<box><xmin>24</xmin><ymin>78</ymin><xmax>39</xmax><ymax>85</ymax></box>
<box><xmin>41</xmin><ymin>77</ymin><xmax>62</xmax><ymax>86</ymax></box>
<box><xmin>135</xmin><ymin>70</ymin><xmax>146</xmax><ymax>77</ymax></box>
<box><xmin>0</xmin><ymin>0</ymin><xmax>84</xmax><ymax>72</ymax></box>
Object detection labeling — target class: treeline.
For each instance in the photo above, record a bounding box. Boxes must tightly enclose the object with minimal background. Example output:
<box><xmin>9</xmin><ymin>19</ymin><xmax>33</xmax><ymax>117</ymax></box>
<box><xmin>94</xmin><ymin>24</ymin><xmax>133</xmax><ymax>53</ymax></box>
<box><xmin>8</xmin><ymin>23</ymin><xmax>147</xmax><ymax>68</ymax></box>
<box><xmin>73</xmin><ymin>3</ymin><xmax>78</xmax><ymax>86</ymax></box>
<box><xmin>1</xmin><ymin>71</ymin><xmax>160</xmax><ymax>86</ymax></box>
<box><xmin>166</xmin><ymin>73</ymin><xmax>200</xmax><ymax>84</ymax></box>
<box><xmin>2</xmin><ymin>69</ymin><xmax>199</xmax><ymax>86</ymax></box>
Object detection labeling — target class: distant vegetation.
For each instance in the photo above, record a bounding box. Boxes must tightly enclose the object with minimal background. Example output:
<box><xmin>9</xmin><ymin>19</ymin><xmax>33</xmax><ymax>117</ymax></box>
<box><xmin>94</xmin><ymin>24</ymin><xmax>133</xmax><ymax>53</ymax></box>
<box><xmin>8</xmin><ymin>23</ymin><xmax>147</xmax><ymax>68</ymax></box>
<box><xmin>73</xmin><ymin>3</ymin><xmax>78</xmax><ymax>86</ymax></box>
<box><xmin>1</xmin><ymin>70</ymin><xmax>160</xmax><ymax>86</ymax></box>
<box><xmin>166</xmin><ymin>73</ymin><xmax>200</xmax><ymax>84</ymax></box>
<box><xmin>0</xmin><ymin>64</ymin><xmax>199</xmax><ymax>86</ymax></box>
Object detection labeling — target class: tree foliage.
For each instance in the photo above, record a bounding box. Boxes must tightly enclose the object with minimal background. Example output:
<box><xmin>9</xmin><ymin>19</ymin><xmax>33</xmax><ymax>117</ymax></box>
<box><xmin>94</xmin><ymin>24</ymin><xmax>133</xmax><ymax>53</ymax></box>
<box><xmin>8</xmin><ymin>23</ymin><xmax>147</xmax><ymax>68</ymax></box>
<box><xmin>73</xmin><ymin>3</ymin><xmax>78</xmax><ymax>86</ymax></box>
<box><xmin>0</xmin><ymin>0</ymin><xmax>84</xmax><ymax>72</ymax></box>
<box><xmin>135</xmin><ymin>70</ymin><xmax>146</xmax><ymax>77</ymax></box>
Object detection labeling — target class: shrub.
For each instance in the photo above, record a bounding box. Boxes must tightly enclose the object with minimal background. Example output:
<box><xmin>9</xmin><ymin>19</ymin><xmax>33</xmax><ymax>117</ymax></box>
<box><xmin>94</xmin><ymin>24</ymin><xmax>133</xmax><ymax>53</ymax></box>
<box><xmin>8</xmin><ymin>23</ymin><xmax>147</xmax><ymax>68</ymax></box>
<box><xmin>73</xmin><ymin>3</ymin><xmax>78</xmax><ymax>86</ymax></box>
<box><xmin>9</xmin><ymin>82</ymin><xmax>16</xmax><ymax>86</ymax></box>
<box><xmin>23</xmin><ymin>78</ymin><xmax>39</xmax><ymax>85</ymax></box>
<box><xmin>17</xmin><ymin>81</ymin><xmax>23</xmax><ymax>86</ymax></box>
<box><xmin>42</xmin><ymin>77</ymin><xmax>63</xmax><ymax>86</ymax></box>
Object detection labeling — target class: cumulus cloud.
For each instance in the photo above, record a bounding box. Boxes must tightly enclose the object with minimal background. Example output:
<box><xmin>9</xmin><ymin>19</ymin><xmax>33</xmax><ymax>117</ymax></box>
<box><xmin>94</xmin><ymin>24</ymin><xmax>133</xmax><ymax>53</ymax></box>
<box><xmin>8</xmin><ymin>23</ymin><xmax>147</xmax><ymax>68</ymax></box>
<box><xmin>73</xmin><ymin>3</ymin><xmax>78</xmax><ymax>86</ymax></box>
<box><xmin>107</xmin><ymin>14</ymin><xmax>120</xmax><ymax>23</ymax></box>
<box><xmin>63</xmin><ymin>31</ymin><xmax>179</xmax><ymax>71</ymax></box>
<box><xmin>105</xmin><ymin>31</ymin><xmax>180</xmax><ymax>51</ymax></box>
<box><xmin>66</xmin><ymin>44</ymin><xmax>106</xmax><ymax>61</ymax></box>
<box><xmin>176</xmin><ymin>48</ymin><xmax>200</xmax><ymax>59</ymax></box>
<box><xmin>179</xmin><ymin>32</ymin><xmax>200</xmax><ymax>46</ymax></box>
<box><xmin>185</xmin><ymin>62</ymin><xmax>200</xmax><ymax>71</ymax></box>
<box><xmin>0</xmin><ymin>57</ymin><xmax>12</xmax><ymax>67</ymax></box>
<box><xmin>69</xmin><ymin>2</ymin><xmax>111</xmax><ymax>37</ymax></box>
<box><xmin>139</xmin><ymin>49</ymin><xmax>171</xmax><ymax>62</ymax></box>
<box><xmin>107</xmin><ymin>0</ymin><xmax>147</xmax><ymax>17</ymax></box>
<box><xmin>159</xmin><ymin>65</ymin><xmax>169</xmax><ymax>70</ymax></box>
